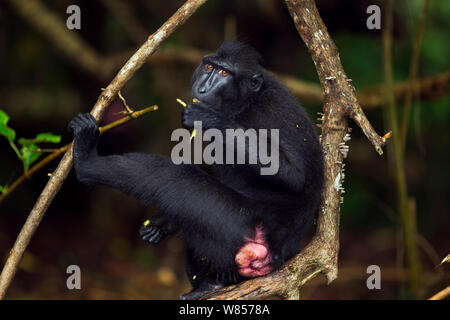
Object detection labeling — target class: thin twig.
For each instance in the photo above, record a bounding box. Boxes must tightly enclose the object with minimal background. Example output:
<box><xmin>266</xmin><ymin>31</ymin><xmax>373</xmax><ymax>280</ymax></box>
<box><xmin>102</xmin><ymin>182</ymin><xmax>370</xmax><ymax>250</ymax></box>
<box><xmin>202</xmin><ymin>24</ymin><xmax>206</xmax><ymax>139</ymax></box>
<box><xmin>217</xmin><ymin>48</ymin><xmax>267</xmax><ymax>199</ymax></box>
<box><xmin>400</xmin><ymin>0</ymin><xmax>429</xmax><ymax>150</ymax></box>
<box><xmin>0</xmin><ymin>105</ymin><xmax>158</xmax><ymax>205</ymax></box>
<box><xmin>382</xmin><ymin>0</ymin><xmax>421</xmax><ymax>297</ymax></box>
<box><xmin>441</xmin><ymin>253</ymin><xmax>450</xmax><ymax>265</ymax></box>
<box><xmin>428</xmin><ymin>286</ymin><xmax>450</xmax><ymax>300</ymax></box>
<box><xmin>117</xmin><ymin>90</ymin><xmax>135</xmax><ymax>115</ymax></box>
<box><xmin>29</xmin><ymin>148</ymin><xmax>60</xmax><ymax>153</ymax></box>
<box><xmin>0</xmin><ymin>0</ymin><xmax>208</xmax><ymax>300</ymax></box>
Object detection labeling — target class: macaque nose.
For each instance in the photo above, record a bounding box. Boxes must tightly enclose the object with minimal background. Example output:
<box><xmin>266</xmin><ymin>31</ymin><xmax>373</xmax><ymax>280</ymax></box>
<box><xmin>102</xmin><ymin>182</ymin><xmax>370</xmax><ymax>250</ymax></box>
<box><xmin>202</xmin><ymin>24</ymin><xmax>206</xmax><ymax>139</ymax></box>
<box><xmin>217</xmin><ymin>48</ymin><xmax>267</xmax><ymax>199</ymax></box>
<box><xmin>197</xmin><ymin>85</ymin><xmax>206</xmax><ymax>94</ymax></box>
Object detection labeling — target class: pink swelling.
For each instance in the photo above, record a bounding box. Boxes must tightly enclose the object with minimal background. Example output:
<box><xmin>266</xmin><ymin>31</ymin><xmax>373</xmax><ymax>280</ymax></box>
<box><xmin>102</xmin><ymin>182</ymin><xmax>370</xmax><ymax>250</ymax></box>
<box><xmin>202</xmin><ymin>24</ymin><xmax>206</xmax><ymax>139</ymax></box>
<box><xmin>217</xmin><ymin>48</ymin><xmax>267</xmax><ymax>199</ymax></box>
<box><xmin>235</xmin><ymin>225</ymin><xmax>272</xmax><ymax>277</ymax></box>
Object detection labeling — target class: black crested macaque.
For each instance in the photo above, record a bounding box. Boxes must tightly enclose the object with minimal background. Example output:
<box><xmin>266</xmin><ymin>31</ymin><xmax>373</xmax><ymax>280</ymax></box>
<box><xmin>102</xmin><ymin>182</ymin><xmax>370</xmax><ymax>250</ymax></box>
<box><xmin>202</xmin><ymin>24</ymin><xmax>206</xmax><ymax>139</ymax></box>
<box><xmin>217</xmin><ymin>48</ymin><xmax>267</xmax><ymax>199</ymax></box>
<box><xmin>68</xmin><ymin>41</ymin><xmax>324</xmax><ymax>299</ymax></box>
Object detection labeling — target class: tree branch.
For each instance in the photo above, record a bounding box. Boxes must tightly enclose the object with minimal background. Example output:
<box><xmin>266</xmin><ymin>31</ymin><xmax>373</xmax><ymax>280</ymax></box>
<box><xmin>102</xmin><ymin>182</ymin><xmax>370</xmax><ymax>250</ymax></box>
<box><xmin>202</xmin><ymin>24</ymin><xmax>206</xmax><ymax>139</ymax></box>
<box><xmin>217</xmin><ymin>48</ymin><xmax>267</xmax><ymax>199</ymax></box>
<box><xmin>202</xmin><ymin>0</ymin><xmax>390</xmax><ymax>300</ymax></box>
<box><xmin>357</xmin><ymin>70</ymin><xmax>450</xmax><ymax>110</ymax></box>
<box><xmin>428</xmin><ymin>286</ymin><xmax>450</xmax><ymax>300</ymax></box>
<box><xmin>0</xmin><ymin>0</ymin><xmax>208</xmax><ymax>300</ymax></box>
<box><xmin>98</xmin><ymin>0</ymin><xmax>148</xmax><ymax>45</ymax></box>
<box><xmin>148</xmin><ymin>46</ymin><xmax>450</xmax><ymax>110</ymax></box>
<box><xmin>6</xmin><ymin>0</ymin><xmax>110</xmax><ymax>80</ymax></box>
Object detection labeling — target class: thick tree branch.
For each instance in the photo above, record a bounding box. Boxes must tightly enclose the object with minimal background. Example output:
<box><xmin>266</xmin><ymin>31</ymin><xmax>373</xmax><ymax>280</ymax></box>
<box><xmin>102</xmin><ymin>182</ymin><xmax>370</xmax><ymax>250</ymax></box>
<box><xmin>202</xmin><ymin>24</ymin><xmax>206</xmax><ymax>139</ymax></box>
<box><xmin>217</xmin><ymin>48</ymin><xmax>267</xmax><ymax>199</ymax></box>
<box><xmin>0</xmin><ymin>0</ymin><xmax>208</xmax><ymax>300</ymax></box>
<box><xmin>203</xmin><ymin>0</ymin><xmax>390</xmax><ymax>300</ymax></box>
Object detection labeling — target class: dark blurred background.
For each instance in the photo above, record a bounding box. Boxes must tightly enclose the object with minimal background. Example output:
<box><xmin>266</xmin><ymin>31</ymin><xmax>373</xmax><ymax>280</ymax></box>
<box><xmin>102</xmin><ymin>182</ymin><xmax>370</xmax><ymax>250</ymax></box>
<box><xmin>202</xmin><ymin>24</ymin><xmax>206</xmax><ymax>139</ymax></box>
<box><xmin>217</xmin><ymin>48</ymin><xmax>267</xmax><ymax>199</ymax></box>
<box><xmin>0</xmin><ymin>0</ymin><xmax>449</xmax><ymax>299</ymax></box>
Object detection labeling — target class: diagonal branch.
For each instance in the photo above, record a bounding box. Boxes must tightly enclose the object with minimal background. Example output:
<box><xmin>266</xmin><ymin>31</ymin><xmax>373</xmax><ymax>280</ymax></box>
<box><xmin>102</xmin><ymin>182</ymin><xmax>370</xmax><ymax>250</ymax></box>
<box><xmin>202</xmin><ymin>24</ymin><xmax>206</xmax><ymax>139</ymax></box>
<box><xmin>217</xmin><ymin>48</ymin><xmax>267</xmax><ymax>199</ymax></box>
<box><xmin>7</xmin><ymin>0</ymin><xmax>110</xmax><ymax>80</ymax></box>
<box><xmin>98</xmin><ymin>0</ymin><xmax>148</xmax><ymax>45</ymax></box>
<box><xmin>203</xmin><ymin>0</ymin><xmax>390</xmax><ymax>300</ymax></box>
<box><xmin>428</xmin><ymin>286</ymin><xmax>450</xmax><ymax>300</ymax></box>
<box><xmin>0</xmin><ymin>0</ymin><xmax>208</xmax><ymax>300</ymax></box>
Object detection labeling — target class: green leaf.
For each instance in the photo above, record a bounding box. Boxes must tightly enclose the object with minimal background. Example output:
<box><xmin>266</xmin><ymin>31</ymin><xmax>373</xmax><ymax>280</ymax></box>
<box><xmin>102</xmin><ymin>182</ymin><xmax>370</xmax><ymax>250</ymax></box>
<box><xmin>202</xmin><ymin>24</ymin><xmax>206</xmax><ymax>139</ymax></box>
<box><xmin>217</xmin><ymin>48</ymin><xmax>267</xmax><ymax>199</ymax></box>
<box><xmin>0</xmin><ymin>110</ymin><xmax>16</xmax><ymax>143</ymax></box>
<box><xmin>18</xmin><ymin>133</ymin><xmax>61</xmax><ymax>146</ymax></box>
<box><xmin>0</xmin><ymin>185</ymin><xmax>8</xmax><ymax>194</ymax></box>
<box><xmin>21</xmin><ymin>143</ymin><xmax>42</xmax><ymax>172</ymax></box>
<box><xmin>18</xmin><ymin>137</ymin><xmax>33</xmax><ymax>147</ymax></box>
<box><xmin>0</xmin><ymin>110</ymin><xmax>8</xmax><ymax>123</ymax></box>
<box><xmin>34</xmin><ymin>133</ymin><xmax>61</xmax><ymax>144</ymax></box>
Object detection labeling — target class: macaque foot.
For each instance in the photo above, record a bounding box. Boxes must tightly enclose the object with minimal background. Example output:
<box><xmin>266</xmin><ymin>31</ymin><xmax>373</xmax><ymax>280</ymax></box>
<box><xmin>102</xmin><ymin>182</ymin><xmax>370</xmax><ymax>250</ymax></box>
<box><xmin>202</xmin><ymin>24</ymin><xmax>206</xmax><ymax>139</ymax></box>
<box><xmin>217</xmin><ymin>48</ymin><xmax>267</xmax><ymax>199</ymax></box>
<box><xmin>179</xmin><ymin>283</ymin><xmax>224</xmax><ymax>300</ymax></box>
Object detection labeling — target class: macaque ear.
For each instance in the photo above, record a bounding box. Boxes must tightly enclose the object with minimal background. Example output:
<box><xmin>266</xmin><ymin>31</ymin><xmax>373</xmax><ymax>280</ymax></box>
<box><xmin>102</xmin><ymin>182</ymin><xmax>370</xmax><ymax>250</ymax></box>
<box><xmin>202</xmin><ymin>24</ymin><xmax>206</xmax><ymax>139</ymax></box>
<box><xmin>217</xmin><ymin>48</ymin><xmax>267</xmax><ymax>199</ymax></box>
<box><xmin>249</xmin><ymin>74</ymin><xmax>263</xmax><ymax>92</ymax></box>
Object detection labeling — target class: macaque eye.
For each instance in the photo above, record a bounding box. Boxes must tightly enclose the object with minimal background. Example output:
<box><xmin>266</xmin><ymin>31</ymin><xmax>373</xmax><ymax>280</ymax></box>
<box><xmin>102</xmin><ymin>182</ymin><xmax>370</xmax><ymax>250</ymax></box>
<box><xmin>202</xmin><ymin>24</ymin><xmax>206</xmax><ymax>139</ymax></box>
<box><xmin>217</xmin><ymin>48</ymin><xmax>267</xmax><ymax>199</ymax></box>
<box><xmin>205</xmin><ymin>64</ymin><xmax>213</xmax><ymax>71</ymax></box>
<box><xmin>219</xmin><ymin>69</ymin><xmax>228</xmax><ymax>76</ymax></box>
